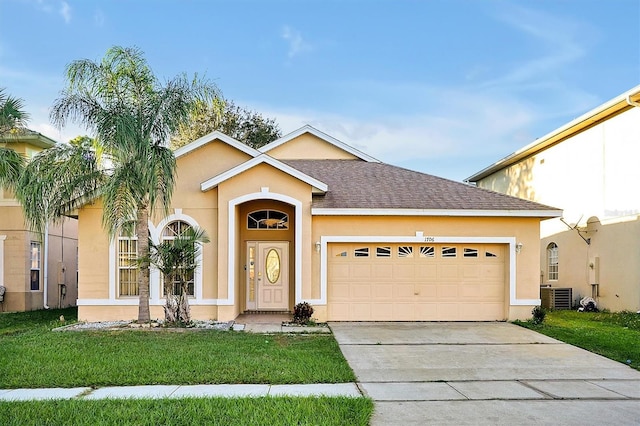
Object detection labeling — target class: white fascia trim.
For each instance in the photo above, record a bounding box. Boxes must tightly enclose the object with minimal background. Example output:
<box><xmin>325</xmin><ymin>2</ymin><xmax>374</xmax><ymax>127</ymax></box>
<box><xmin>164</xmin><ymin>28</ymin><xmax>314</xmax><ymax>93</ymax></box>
<box><xmin>312</xmin><ymin>208</ymin><xmax>562</xmax><ymax>218</ymax></box>
<box><xmin>258</xmin><ymin>124</ymin><xmax>380</xmax><ymax>163</ymax></box>
<box><xmin>227</xmin><ymin>191</ymin><xmax>304</xmax><ymax>307</ymax></box>
<box><xmin>317</xmin><ymin>235</ymin><xmax>534</xmax><ymax>307</ymax></box>
<box><xmin>201</xmin><ymin>154</ymin><xmax>328</xmax><ymax>193</ymax></box>
<box><xmin>173</xmin><ymin>131</ymin><xmax>261</xmax><ymax>159</ymax></box>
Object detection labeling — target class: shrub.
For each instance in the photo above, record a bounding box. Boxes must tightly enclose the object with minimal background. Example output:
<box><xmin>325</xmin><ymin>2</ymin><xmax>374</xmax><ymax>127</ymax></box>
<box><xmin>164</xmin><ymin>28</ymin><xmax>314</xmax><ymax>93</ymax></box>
<box><xmin>293</xmin><ymin>302</ymin><xmax>314</xmax><ymax>324</ymax></box>
<box><xmin>531</xmin><ymin>305</ymin><xmax>546</xmax><ymax>325</ymax></box>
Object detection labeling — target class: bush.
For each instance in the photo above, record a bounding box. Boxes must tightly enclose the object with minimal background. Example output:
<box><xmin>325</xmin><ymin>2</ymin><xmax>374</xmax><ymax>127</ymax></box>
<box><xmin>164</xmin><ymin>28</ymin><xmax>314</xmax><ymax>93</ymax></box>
<box><xmin>293</xmin><ymin>302</ymin><xmax>314</xmax><ymax>325</ymax></box>
<box><xmin>531</xmin><ymin>305</ymin><xmax>546</xmax><ymax>325</ymax></box>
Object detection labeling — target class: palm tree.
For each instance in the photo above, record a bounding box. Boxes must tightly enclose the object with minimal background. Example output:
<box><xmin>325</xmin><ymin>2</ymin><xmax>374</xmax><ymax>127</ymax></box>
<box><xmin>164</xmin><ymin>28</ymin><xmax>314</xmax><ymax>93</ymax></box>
<box><xmin>147</xmin><ymin>226</ymin><xmax>209</xmax><ymax>324</ymax></box>
<box><xmin>22</xmin><ymin>46</ymin><xmax>217</xmax><ymax>322</ymax></box>
<box><xmin>0</xmin><ymin>89</ymin><xmax>29</xmax><ymax>191</ymax></box>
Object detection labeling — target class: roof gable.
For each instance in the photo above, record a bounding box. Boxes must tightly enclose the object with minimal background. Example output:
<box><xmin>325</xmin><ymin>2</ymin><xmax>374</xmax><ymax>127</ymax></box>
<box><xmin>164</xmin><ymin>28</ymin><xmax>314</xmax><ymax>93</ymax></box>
<box><xmin>259</xmin><ymin>125</ymin><xmax>379</xmax><ymax>162</ymax></box>
<box><xmin>201</xmin><ymin>154</ymin><xmax>328</xmax><ymax>194</ymax></box>
<box><xmin>173</xmin><ymin>131</ymin><xmax>261</xmax><ymax>159</ymax></box>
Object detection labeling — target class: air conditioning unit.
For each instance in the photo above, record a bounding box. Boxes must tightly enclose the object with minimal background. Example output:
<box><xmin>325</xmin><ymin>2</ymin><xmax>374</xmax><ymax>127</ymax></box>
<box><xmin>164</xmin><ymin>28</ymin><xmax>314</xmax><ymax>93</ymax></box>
<box><xmin>540</xmin><ymin>287</ymin><xmax>572</xmax><ymax>310</ymax></box>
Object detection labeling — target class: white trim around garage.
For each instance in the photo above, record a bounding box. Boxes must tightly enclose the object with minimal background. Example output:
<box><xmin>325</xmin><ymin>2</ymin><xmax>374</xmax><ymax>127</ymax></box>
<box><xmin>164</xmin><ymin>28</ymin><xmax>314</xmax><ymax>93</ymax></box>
<box><xmin>306</xmin><ymin>233</ymin><xmax>540</xmax><ymax>308</ymax></box>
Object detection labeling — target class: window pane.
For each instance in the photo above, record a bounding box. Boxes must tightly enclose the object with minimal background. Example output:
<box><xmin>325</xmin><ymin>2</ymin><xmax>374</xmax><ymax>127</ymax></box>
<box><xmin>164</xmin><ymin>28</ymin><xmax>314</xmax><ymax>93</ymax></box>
<box><xmin>419</xmin><ymin>246</ymin><xmax>434</xmax><ymax>258</ymax></box>
<box><xmin>354</xmin><ymin>247</ymin><xmax>369</xmax><ymax>257</ymax></box>
<box><xmin>247</xmin><ymin>210</ymin><xmax>288</xmax><ymax>229</ymax></box>
<box><xmin>398</xmin><ymin>246</ymin><xmax>413</xmax><ymax>258</ymax></box>
<box><xmin>442</xmin><ymin>247</ymin><xmax>457</xmax><ymax>258</ymax></box>
<box><xmin>376</xmin><ymin>246</ymin><xmax>391</xmax><ymax>257</ymax></box>
<box><xmin>463</xmin><ymin>248</ymin><xmax>478</xmax><ymax>258</ymax></box>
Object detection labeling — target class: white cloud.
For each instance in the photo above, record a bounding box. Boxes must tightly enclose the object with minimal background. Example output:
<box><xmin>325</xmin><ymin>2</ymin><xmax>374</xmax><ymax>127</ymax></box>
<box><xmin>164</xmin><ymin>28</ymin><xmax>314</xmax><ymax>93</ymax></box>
<box><xmin>281</xmin><ymin>26</ymin><xmax>312</xmax><ymax>58</ymax></box>
<box><xmin>59</xmin><ymin>1</ymin><xmax>71</xmax><ymax>23</ymax></box>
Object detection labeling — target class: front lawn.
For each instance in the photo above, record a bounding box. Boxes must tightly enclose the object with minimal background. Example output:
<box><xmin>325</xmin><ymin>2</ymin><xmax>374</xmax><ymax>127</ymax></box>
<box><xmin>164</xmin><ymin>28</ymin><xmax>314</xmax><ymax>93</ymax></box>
<box><xmin>515</xmin><ymin>309</ymin><xmax>640</xmax><ymax>371</ymax></box>
<box><xmin>0</xmin><ymin>397</ymin><xmax>374</xmax><ymax>426</ymax></box>
<box><xmin>0</xmin><ymin>308</ymin><xmax>356</xmax><ymax>388</ymax></box>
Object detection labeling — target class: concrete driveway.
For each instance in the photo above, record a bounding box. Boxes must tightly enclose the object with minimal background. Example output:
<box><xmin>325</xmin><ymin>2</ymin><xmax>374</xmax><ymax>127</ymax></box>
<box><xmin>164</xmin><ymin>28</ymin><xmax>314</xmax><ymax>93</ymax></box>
<box><xmin>330</xmin><ymin>322</ymin><xmax>640</xmax><ymax>425</ymax></box>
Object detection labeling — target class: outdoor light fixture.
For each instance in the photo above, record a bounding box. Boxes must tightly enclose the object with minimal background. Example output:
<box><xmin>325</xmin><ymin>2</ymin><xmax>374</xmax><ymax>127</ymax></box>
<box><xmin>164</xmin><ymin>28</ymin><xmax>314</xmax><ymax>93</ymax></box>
<box><xmin>516</xmin><ymin>242</ymin><xmax>524</xmax><ymax>253</ymax></box>
<box><xmin>315</xmin><ymin>241</ymin><xmax>321</xmax><ymax>252</ymax></box>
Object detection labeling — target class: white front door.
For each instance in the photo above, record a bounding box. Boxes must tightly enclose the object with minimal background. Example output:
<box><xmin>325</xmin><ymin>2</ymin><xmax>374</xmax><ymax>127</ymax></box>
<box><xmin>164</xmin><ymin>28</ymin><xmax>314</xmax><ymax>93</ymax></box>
<box><xmin>246</xmin><ymin>241</ymin><xmax>289</xmax><ymax>311</ymax></box>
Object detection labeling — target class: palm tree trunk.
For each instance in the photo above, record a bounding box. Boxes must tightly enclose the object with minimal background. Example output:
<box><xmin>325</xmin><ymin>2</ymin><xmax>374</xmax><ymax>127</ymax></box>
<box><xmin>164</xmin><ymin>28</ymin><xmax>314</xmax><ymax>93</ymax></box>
<box><xmin>137</xmin><ymin>206</ymin><xmax>151</xmax><ymax>323</ymax></box>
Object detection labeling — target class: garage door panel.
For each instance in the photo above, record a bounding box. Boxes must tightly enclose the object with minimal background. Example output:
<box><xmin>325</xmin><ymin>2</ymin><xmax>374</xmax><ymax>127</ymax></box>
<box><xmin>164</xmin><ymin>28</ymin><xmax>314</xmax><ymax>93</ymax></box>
<box><xmin>351</xmin><ymin>284</ymin><xmax>371</xmax><ymax>299</ymax></box>
<box><xmin>416</xmin><ymin>264</ymin><xmax>438</xmax><ymax>281</ymax></box>
<box><xmin>327</xmin><ymin>243</ymin><xmax>506</xmax><ymax>321</ymax></box>
<box><xmin>395</xmin><ymin>284</ymin><xmax>416</xmax><ymax>298</ymax></box>
<box><xmin>415</xmin><ymin>284</ymin><xmax>438</xmax><ymax>299</ymax></box>
<box><xmin>393</xmin><ymin>264</ymin><xmax>416</xmax><ymax>280</ymax></box>
<box><xmin>392</xmin><ymin>303</ymin><xmax>416</xmax><ymax>320</ymax></box>
<box><xmin>329</xmin><ymin>284</ymin><xmax>351</xmax><ymax>300</ymax></box>
<box><xmin>372</xmin><ymin>263</ymin><xmax>393</xmax><ymax>279</ymax></box>
<box><xmin>328</xmin><ymin>264</ymin><xmax>350</xmax><ymax>280</ymax></box>
<box><xmin>438</xmin><ymin>264</ymin><xmax>460</xmax><ymax>280</ymax></box>
<box><xmin>349</xmin><ymin>264</ymin><xmax>372</xmax><ymax>281</ymax></box>
<box><xmin>372</xmin><ymin>283</ymin><xmax>393</xmax><ymax>298</ymax></box>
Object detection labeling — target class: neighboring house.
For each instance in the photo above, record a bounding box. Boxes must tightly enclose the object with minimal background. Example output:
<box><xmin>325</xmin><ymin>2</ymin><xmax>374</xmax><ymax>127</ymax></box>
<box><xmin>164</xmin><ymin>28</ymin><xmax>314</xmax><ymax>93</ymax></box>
<box><xmin>76</xmin><ymin>125</ymin><xmax>560</xmax><ymax>322</ymax></box>
<box><xmin>467</xmin><ymin>85</ymin><xmax>640</xmax><ymax>312</ymax></box>
<box><xmin>0</xmin><ymin>132</ymin><xmax>79</xmax><ymax>312</ymax></box>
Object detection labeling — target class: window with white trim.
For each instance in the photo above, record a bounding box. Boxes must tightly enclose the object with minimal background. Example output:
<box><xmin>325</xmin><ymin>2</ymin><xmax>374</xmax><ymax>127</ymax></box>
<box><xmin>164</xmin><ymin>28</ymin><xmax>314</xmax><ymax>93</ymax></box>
<box><xmin>354</xmin><ymin>247</ymin><xmax>369</xmax><ymax>257</ymax></box>
<box><xmin>247</xmin><ymin>210</ymin><xmax>288</xmax><ymax>229</ymax></box>
<box><xmin>118</xmin><ymin>234</ymin><xmax>139</xmax><ymax>296</ymax></box>
<box><xmin>463</xmin><ymin>248</ymin><xmax>478</xmax><ymax>258</ymax></box>
<box><xmin>442</xmin><ymin>247</ymin><xmax>457</xmax><ymax>258</ymax></box>
<box><xmin>547</xmin><ymin>243</ymin><xmax>558</xmax><ymax>281</ymax></box>
<box><xmin>376</xmin><ymin>246</ymin><xmax>391</xmax><ymax>257</ymax></box>
<box><xmin>161</xmin><ymin>221</ymin><xmax>195</xmax><ymax>296</ymax></box>
<box><xmin>419</xmin><ymin>246</ymin><xmax>435</xmax><ymax>258</ymax></box>
<box><xmin>30</xmin><ymin>241</ymin><xmax>41</xmax><ymax>291</ymax></box>
<box><xmin>398</xmin><ymin>246</ymin><xmax>414</xmax><ymax>258</ymax></box>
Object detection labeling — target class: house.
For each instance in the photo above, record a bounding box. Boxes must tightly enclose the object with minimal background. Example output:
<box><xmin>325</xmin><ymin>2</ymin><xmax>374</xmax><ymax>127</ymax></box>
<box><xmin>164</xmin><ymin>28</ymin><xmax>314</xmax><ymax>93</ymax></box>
<box><xmin>0</xmin><ymin>131</ymin><xmax>79</xmax><ymax>312</ymax></box>
<box><xmin>466</xmin><ymin>85</ymin><xmax>640</xmax><ymax>312</ymax></box>
<box><xmin>76</xmin><ymin>125</ymin><xmax>560</xmax><ymax>322</ymax></box>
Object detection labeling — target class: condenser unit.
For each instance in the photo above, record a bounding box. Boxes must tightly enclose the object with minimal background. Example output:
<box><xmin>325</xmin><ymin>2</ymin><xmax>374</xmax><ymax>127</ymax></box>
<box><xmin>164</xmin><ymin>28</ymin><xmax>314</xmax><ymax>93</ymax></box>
<box><xmin>540</xmin><ymin>287</ymin><xmax>572</xmax><ymax>310</ymax></box>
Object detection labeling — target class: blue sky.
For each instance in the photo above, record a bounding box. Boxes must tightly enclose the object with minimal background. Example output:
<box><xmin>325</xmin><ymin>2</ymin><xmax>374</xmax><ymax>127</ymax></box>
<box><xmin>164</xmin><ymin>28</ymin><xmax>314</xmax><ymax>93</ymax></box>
<box><xmin>1</xmin><ymin>0</ymin><xmax>638</xmax><ymax>181</ymax></box>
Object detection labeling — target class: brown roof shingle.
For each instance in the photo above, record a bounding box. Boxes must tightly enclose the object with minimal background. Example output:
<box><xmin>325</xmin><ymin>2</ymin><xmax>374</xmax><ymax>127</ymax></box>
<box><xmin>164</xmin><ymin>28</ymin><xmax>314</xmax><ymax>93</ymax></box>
<box><xmin>283</xmin><ymin>160</ymin><xmax>559</xmax><ymax>213</ymax></box>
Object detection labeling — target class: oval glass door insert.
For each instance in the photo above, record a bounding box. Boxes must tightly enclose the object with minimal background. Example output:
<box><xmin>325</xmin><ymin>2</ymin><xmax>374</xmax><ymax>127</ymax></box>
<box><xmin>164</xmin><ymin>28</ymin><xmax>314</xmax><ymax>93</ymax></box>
<box><xmin>265</xmin><ymin>249</ymin><xmax>281</xmax><ymax>284</ymax></box>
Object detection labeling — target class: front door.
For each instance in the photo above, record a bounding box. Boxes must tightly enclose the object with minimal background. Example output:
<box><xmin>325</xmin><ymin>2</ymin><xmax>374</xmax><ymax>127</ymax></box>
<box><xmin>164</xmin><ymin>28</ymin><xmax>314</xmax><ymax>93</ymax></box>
<box><xmin>246</xmin><ymin>241</ymin><xmax>289</xmax><ymax>311</ymax></box>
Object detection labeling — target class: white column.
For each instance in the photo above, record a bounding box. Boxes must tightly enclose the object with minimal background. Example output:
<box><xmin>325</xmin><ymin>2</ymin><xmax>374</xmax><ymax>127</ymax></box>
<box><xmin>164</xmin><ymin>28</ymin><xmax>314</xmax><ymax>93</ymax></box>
<box><xmin>0</xmin><ymin>235</ymin><xmax>5</xmax><ymax>288</ymax></box>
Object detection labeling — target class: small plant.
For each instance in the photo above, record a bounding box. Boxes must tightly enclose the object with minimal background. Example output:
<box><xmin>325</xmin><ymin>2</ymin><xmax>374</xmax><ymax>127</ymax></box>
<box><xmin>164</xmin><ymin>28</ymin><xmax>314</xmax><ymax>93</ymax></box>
<box><xmin>293</xmin><ymin>302</ymin><xmax>314</xmax><ymax>325</ymax></box>
<box><xmin>531</xmin><ymin>305</ymin><xmax>546</xmax><ymax>325</ymax></box>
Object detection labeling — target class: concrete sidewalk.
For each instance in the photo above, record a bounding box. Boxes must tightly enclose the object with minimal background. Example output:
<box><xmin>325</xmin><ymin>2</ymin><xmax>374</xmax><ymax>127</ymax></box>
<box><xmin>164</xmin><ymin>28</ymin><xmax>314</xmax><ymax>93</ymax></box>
<box><xmin>0</xmin><ymin>383</ymin><xmax>362</xmax><ymax>401</ymax></box>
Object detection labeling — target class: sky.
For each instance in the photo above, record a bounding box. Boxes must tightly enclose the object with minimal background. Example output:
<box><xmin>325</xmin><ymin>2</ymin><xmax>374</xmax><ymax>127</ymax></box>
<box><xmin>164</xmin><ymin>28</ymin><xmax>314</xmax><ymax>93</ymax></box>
<box><xmin>1</xmin><ymin>0</ymin><xmax>639</xmax><ymax>181</ymax></box>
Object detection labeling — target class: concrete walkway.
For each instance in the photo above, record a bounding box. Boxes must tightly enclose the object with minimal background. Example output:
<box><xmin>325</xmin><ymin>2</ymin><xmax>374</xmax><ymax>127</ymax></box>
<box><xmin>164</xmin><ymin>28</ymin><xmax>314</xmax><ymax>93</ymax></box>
<box><xmin>330</xmin><ymin>322</ymin><xmax>640</xmax><ymax>425</ymax></box>
<box><xmin>0</xmin><ymin>383</ymin><xmax>361</xmax><ymax>401</ymax></box>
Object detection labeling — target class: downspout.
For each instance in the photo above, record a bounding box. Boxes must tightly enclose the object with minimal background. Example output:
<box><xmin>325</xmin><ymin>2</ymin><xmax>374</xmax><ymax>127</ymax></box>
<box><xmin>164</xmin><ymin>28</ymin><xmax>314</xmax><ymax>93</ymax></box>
<box><xmin>626</xmin><ymin>94</ymin><xmax>640</xmax><ymax>108</ymax></box>
<box><xmin>43</xmin><ymin>224</ymin><xmax>49</xmax><ymax>309</ymax></box>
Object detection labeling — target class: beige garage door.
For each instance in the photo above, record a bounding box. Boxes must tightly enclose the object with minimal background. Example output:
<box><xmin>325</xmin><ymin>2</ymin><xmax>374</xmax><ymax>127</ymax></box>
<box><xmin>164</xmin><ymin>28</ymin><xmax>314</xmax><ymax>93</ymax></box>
<box><xmin>327</xmin><ymin>243</ymin><xmax>507</xmax><ymax>321</ymax></box>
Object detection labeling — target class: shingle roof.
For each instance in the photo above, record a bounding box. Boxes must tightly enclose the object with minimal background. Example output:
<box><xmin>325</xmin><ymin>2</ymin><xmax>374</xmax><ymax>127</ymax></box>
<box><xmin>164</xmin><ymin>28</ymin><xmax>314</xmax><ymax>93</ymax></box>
<box><xmin>283</xmin><ymin>160</ymin><xmax>559</xmax><ymax>213</ymax></box>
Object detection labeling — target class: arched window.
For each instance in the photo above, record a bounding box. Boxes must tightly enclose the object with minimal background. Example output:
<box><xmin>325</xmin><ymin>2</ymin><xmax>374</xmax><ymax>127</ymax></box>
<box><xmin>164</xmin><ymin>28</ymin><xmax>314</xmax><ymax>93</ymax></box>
<box><xmin>547</xmin><ymin>243</ymin><xmax>558</xmax><ymax>281</ymax></box>
<box><xmin>161</xmin><ymin>221</ymin><xmax>195</xmax><ymax>296</ymax></box>
<box><xmin>247</xmin><ymin>210</ymin><xmax>288</xmax><ymax>229</ymax></box>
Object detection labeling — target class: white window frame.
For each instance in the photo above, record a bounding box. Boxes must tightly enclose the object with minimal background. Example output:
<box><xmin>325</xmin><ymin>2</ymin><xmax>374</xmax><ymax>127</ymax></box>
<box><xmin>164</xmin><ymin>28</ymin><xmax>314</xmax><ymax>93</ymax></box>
<box><xmin>547</xmin><ymin>242</ymin><xmax>559</xmax><ymax>281</ymax></box>
<box><xmin>30</xmin><ymin>241</ymin><xmax>41</xmax><ymax>291</ymax></box>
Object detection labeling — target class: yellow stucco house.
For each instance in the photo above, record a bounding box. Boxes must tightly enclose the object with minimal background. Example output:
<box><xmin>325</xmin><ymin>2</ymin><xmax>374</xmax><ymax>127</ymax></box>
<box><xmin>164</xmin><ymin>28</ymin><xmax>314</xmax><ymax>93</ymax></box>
<box><xmin>467</xmin><ymin>85</ymin><xmax>640</xmax><ymax>313</ymax></box>
<box><xmin>0</xmin><ymin>132</ymin><xmax>78</xmax><ymax>312</ymax></box>
<box><xmin>77</xmin><ymin>125</ymin><xmax>560</xmax><ymax>322</ymax></box>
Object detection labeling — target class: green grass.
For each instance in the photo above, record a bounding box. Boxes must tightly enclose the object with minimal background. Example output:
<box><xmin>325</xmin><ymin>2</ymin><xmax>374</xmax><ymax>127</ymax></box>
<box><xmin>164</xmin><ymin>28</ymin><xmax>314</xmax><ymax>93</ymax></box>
<box><xmin>0</xmin><ymin>308</ymin><xmax>356</xmax><ymax>388</ymax></box>
<box><xmin>0</xmin><ymin>397</ymin><xmax>374</xmax><ymax>426</ymax></box>
<box><xmin>515</xmin><ymin>309</ymin><xmax>640</xmax><ymax>370</ymax></box>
